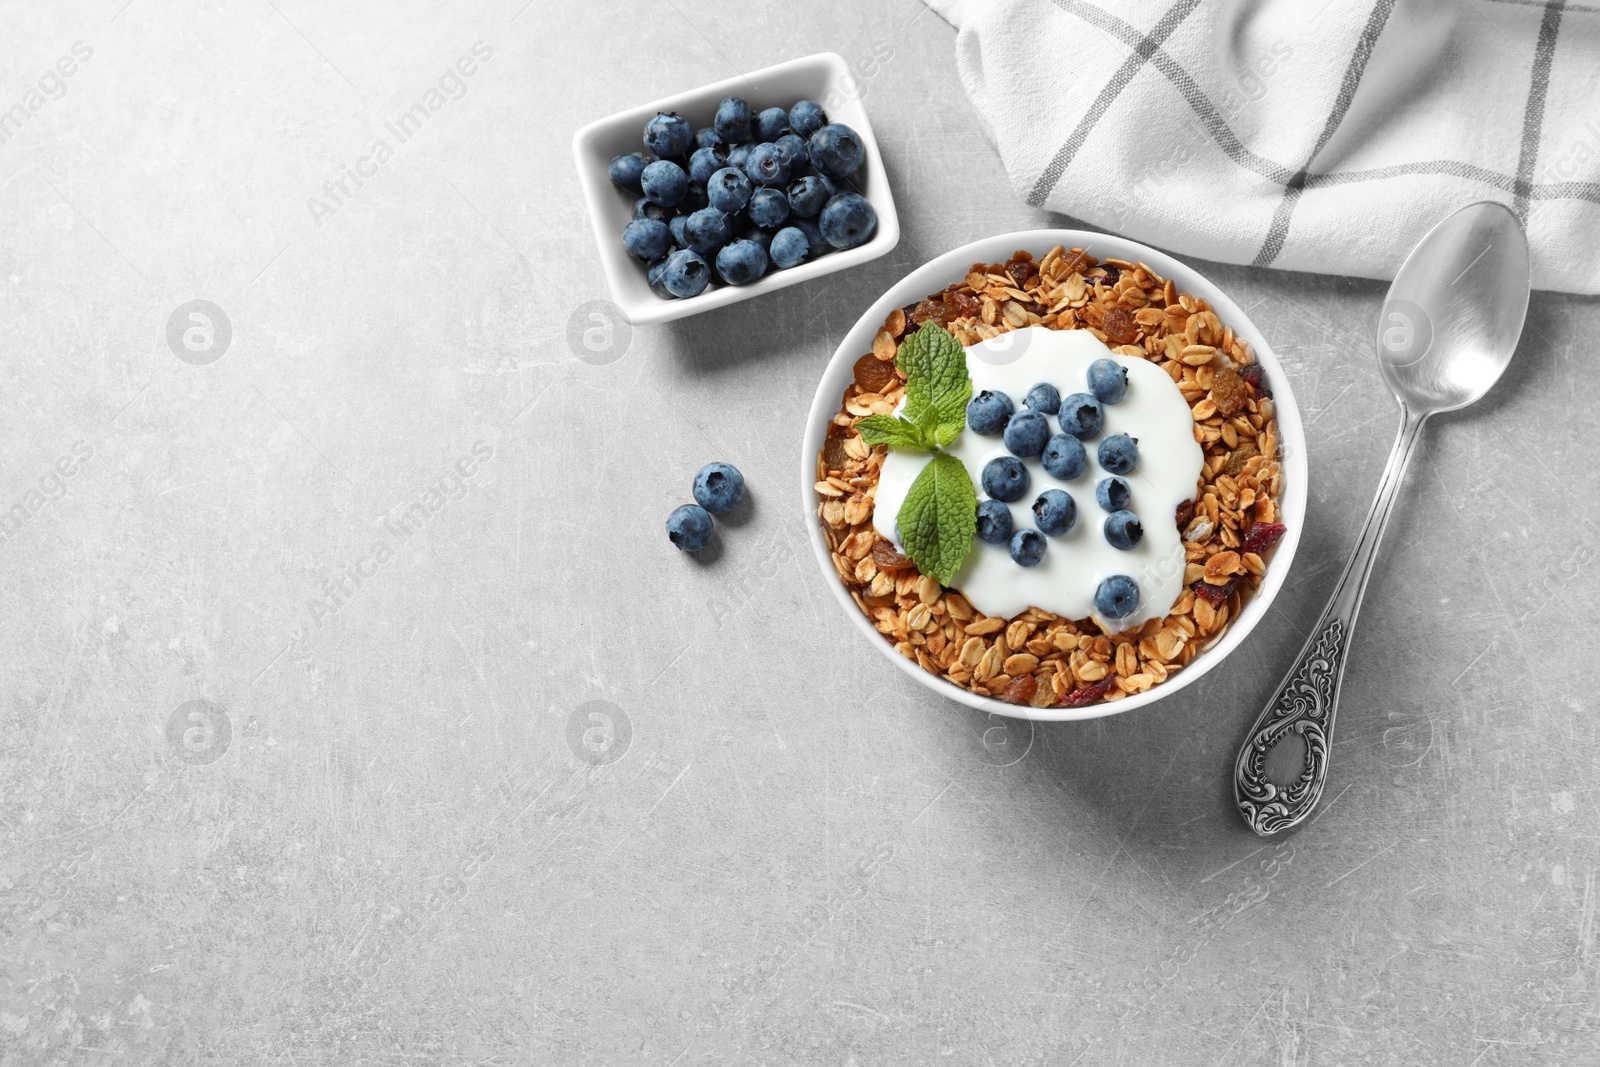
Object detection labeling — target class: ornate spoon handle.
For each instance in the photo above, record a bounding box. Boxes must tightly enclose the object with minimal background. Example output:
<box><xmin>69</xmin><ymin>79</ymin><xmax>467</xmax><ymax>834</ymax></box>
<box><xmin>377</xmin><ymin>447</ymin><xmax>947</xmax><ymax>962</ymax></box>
<box><xmin>1234</xmin><ymin>405</ymin><xmax>1428</xmax><ymax>836</ymax></box>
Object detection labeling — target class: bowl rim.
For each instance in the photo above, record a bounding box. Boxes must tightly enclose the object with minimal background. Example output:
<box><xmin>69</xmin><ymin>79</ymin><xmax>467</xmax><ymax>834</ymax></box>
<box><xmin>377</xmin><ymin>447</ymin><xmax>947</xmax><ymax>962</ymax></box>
<box><xmin>799</xmin><ymin>228</ymin><xmax>1309</xmax><ymax>722</ymax></box>
<box><xmin>571</xmin><ymin>51</ymin><xmax>901</xmax><ymax>328</ymax></box>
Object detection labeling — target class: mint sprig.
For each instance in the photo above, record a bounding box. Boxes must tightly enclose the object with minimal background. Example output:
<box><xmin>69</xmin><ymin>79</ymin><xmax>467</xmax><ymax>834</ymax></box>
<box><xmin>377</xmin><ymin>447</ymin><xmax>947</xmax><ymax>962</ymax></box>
<box><xmin>852</xmin><ymin>322</ymin><xmax>979</xmax><ymax>587</ymax></box>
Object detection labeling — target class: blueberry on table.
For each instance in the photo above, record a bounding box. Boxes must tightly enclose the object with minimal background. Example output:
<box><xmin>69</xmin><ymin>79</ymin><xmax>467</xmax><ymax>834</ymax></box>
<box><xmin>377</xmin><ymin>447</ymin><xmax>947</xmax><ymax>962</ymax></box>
<box><xmin>1041</xmin><ymin>433</ymin><xmax>1086</xmax><ymax>480</ymax></box>
<box><xmin>621</xmin><ymin>218</ymin><xmax>672</xmax><ymax>262</ymax></box>
<box><xmin>609</xmin><ymin>152</ymin><xmax>651</xmax><ymax>193</ymax></box>
<box><xmin>746</xmin><ymin>187</ymin><xmax>790</xmax><ymax>229</ymax></box>
<box><xmin>981</xmin><ymin>456</ymin><xmax>1030</xmax><ymax>503</ymax></box>
<box><xmin>1024</xmin><ymin>383</ymin><xmax>1061</xmax><ymax>415</ymax></box>
<box><xmin>1032</xmin><ymin>489</ymin><xmax>1077</xmax><ymax>536</ymax></box>
<box><xmin>770</xmin><ymin>226</ymin><xmax>810</xmax><ymax>269</ymax></box>
<box><xmin>1009</xmin><ymin>529</ymin><xmax>1046</xmax><ymax>567</ymax></box>
<box><xmin>754</xmin><ymin>106</ymin><xmax>791</xmax><ymax>142</ymax></box>
<box><xmin>713</xmin><ymin>96</ymin><xmax>753</xmax><ymax>143</ymax></box>
<box><xmin>808</xmin><ymin>123</ymin><xmax>866</xmax><ymax>179</ymax></box>
<box><xmin>663</xmin><ymin>249</ymin><xmax>711</xmax><ymax>298</ymax></box>
<box><xmin>715</xmin><ymin>239</ymin><xmax>769</xmax><ymax>285</ymax></box>
<box><xmin>640</xmin><ymin>160</ymin><xmax>688</xmax><ymax>207</ymax></box>
<box><xmin>744</xmin><ymin>143</ymin><xmax>791</xmax><ymax>188</ymax></box>
<box><xmin>1087</xmin><ymin>358</ymin><xmax>1129</xmax><ymax>404</ymax></box>
<box><xmin>788</xmin><ymin>99</ymin><xmax>828</xmax><ymax>138</ymax></box>
<box><xmin>819</xmin><ymin>193</ymin><xmax>877</xmax><ymax>250</ymax></box>
<box><xmin>976</xmin><ymin>499</ymin><xmax>1013</xmax><ymax>545</ymax></box>
<box><xmin>646</xmin><ymin>258</ymin><xmax>676</xmax><ymax>300</ymax></box>
<box><xmin>1104</xmin><ymin>510</ymin><xmax>1143</xmax><ymax>550</ymax></box>
<box><xmin>1095</xmin><ymin>476</ymin><xmax>1131</xmax><ymax>512</ymax></box>
<box><xmin>1003</xmin><ymin>410</ymin><xmax>1050</xmax><ymax>457</ymax></box>
<box><xmin>643</xmin><ymin>111</ymin><xmax>694</xmax><ymax>157</ymax></box>
<box><xmin>1057</xmin><ymin>393</ymin><xmax>1104</xmax><ymax>439</ymax></box>
<box><xmin>667</xmin><ymin>504</ymin><xmax>714</xmax><ymax>552</ymax></box>
<box><xmin>967</xmin><ymin>390</ymin><xmax>1014</xmax><ymax>435</ymax></box>
<box><xmin>786</xmin><ymin>175</ymin><xmax>829</xmax><ymax>217</ymax></box>
<box><xmin>693</xmin><ymin>462</ymin><xmax>745</xmax><ymax>515</ymax></box>
<box><xmin>684</xmin><ymin>208</ymin><xmax>733</xmax><ymax>256</ymax></box>
<box><xmin>707</xmin><ymin>167</ymin><xmax>753</xmax><ymax>213</ymax></box>
<box><xmin>1094</xmin><ymin>575</ymin><xmax>1140</xmax><ymax>620</ymax></box>
<box><xmin>1097</xmin><ymin>433</ymin><xmax>1139</xmax><ymax>475</ymax></box>
<box><xmin>689</xmin><ymin>145</ymin><xmax>727</xmax><ymax>186</ymax></box>
<box><xmin>773</xmin><ymin>133</ymin><xmax>807</xmax><ymax>171</ymax></box>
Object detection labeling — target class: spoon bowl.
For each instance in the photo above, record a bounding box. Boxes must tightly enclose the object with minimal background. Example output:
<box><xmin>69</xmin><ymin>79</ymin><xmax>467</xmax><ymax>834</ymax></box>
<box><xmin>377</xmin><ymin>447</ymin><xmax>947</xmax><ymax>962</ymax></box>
<box><xmin>1376</xmin><ymin>200</ymin><xmax>1531</xmax><ymax>414</ymax></box>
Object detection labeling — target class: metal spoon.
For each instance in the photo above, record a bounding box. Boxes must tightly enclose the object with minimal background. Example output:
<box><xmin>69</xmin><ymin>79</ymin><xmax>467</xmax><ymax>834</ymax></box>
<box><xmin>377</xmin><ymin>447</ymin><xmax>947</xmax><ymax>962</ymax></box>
<box><xmin>1233</xmin><ymin>200</ymin><xmax>1530</xmax><ymax>836</ymax></box>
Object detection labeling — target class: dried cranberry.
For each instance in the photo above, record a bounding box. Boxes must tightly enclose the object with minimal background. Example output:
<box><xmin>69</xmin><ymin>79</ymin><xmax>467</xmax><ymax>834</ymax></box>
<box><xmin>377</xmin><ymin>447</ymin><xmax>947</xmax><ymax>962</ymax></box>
<box><xmin>1001</xmin><ymin>673</ymin><xmax>1037</xmax><ymax>705</ymax></box>
<box><xmin>1005</xmin><ymin>261</ymin><xmax>1031</xmax><ymax>290</ymax></box>
<box><xmin>854</xmin><ymin>353</ymin><xmax>898</xmax><ymax>394</ymax></box>
<box><xmin>1062</xmin><ymin>676</ymin><xmax>1116</xmax><ymax>707</ymax></box>
<box><xmin>1102</xmin><ymin>307</ymin><xmax>1138</xmax><ymax>345</ymax></box>
<box><xmin>1239</xmin><ymin>363</ymin><xmax>1272</xmax><ymax>399</ymax></box>
<box><xmin>1241</xmin><ymin>522</ymin><xmax>1287</xmax><ymax>556</ymax></box>
<box><xmin>1096</xmin><ymin>265</ymin><xmax>1121</xmax><ymax>287</ymax></box>
<box><xmin>1192</xmin><ymin>577</ymin><xmax>1240</xmax><ymax>604</ymax></box>
<box><xmin>1175</xmin><ymin>499</ymin><xmax>1195</xmax><ymax>532</ymax></box>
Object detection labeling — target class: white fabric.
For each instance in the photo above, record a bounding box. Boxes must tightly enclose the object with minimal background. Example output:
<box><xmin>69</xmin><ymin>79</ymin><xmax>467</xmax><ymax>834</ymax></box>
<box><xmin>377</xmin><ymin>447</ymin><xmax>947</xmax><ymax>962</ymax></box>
<box><xmin>926</xmin><ymin>0</ymin><xmax>1600</xmax><ymax>293</ymax></box>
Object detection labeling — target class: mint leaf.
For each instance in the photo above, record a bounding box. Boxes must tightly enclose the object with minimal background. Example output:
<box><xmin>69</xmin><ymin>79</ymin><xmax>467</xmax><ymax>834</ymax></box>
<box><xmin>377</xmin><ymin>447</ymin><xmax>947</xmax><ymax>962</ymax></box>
<box><xmin>856</xmin><ymin>414</ymin><xmax>930</xmax><ymax>450</ymax></box>
<box><xmin>896</xmin><ymin>322</ymin><xmax>971</xmax><ymax>447</ymax></box>
<box><xmin>896</xmin><ymin>451</ymin><xmax>977</xmax><ymax>587</ymax></box>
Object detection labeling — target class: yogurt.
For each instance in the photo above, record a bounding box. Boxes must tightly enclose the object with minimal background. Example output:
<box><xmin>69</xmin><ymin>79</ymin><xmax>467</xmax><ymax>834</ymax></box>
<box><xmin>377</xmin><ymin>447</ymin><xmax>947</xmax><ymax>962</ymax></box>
<box><xmin>873</xmin><ymin>326</ymin><xmax>1203</xmax><ymax>632</ymax></box>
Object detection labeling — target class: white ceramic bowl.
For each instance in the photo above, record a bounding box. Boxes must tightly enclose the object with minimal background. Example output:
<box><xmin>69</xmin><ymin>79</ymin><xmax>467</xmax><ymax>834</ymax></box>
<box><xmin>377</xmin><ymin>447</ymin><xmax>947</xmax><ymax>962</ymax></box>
<box><xmin>800</xmin><ymin>229</ymin><xmax>1309</xmax><ymax>721</ymax></box>
<box><xmin>571</xmin><ymin>52</ymin><xmax>900</xmax><ymax>327</ymax></box>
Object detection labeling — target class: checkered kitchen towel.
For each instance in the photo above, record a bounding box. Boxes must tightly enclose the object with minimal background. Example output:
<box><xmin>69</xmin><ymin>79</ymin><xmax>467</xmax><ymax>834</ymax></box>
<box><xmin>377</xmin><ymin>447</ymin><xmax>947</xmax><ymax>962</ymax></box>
<box><xmin>925</xmin><ymin>0</ymin><xmax>1600</xmax><ymax>293</ymax></box>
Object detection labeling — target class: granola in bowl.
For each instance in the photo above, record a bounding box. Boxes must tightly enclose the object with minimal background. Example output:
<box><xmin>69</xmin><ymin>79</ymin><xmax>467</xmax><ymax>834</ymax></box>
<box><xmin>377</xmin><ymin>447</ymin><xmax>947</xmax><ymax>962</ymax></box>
<box><xmin>812</xmin><ymin>244</ymin><xmax>1292</xmax><ymax>714</ymax></box>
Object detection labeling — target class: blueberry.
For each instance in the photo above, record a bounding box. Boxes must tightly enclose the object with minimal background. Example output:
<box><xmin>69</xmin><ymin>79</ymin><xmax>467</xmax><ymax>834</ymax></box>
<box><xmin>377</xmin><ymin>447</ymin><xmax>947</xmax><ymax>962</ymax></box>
<box><xmin>669</xmin><ymin>213</ymin><xmax>689</xmax><ymax>247</ymax></box>
<box><xmin>608</xmin><ymin>152</ymin><xmax>651</xmax><ymax>193</ymax></box>
<box><xmin>693</xmin><ymin>462</ymin><xmax>745</xmax><ymax>514</ymax></box>
<box><xmin>684</xmin><ymin>208</ymin><xmax>733</xmax><ymax>256</ymax></box>
<box><xmin>1097</xmin><ymin>434</ymin><xmax>1138</xmax><ymax>475</ymax></box>
<box><xmin>1095</xmin><ymin>476</ymin><xmax>1131</xmax><ymax>512</ymax></box>
<box><xmin>754</xmin><ymin>106</ymin><xmax>791</xmax><ymax>143</ymax></box>
<box><xmin>666</xmin><ymin>504</ymin><xmax>713</xmax><ymax>551</ymax></box>
<box><xmin>663</xmin><ymin>249</ymin><xmax>711</xmax><ymax>298</ymax></box>
<box><xmin>1057</xmin><ymin>392</ymin><xmax>1104</xmax><ymax>439</ymax></box>
<box><xmin>640</xmin><ymin>160</ymin><xmax>688</xmax><ymax>207</ymax></box>
<box><xmin>643</xmin><ymin>111</ymin><xmax>693</xmax><ymax>158</ymax></box>
<box><xmin>633</xmin><ymin>197</ymin><xmax>672</xmax><ymax>222</ymax></box>
<box><xmin>773</xmin><ymin>133</ymin><xmax>807</xmax><ymax>171</ymax></box>
<box><xmin>646</xmin><ymin>258</ymin><xmax>676</xmax><ymax>300</ymax></box>
<box><xmin>819</xmin><ymin>193</ymin><xmax>877</xmax><ymax>249</ymax></box>
<box><xmin>679</xmin><ymin>184</ymin><xmax>709</xmax><ymax>212</ymax></box>
<box><xmin>1104</xmin><ymin>510</ymin><xmax>1143</xmax><ymax>550</ymax></box>
<box><xmin>1094</xmin><ymin>575</ymin><xmax>1140</xmax><ymax>620</ymax></box>
<box><xmin>788</xmin><ymin>99</ymin><xmax>828</xmax><ymax>138</ymax></box>
<box><xmin>789</xmin><ymin>217</ymin><xmax>829</xmax><ymax>258</ymax></box>
<box><xmin>786</xmin><ymin>175</ymin><xmax>829</xmax><ymax>217</ymax></box>
<box><xmin>689</xmin><ymin>145</ymin><xmax>727</xmax><ymax>186</ymax></box>
<box><xmin>715</xmin><ymin>239</ymin><xmax>768</xmax><ymax>285</ymax></box>
<box><xmin>966</xmin><ymin>390</ymin><xmax>1013</xmax><ymax>435</ymax></box>
<box><xmin>981</xmin><ymin>456</ymin><xmax>1029</xmax><ymax>502</ymax></box>
<box><xmin>744</xmin><ymin>143</ymin><xmax>791</xmax><ymax>187</ymax></box>
<box><xmin>1041</xmin><ymin>433</ymin><xmax>1086</xmax><ymax>480</ymax></box>
<box><xmin>713</xmin><ymin>97</ymin><xmax>752</xmax><ymax>143</ymax></box>
<box><xmin>707</xmin><ymin>167</ymin><xmax>753</xmax><ymax>213</ymax></box>
<box><xmin>747</xmin><ymin>187</ymin><xmax>790</xmax><ymax>228</ymax></box>
<box><xmin>1032</xmin><ymin>490</ymin><xmax>1076</xmax><ymax>536</ymax></box>
<box><xmin>725</xmin><ymin>142</ymin><xmax>755</xmax><ymax>171</ymax></box>
<box><xmin>770</xmin><ymin>226</ymin><xmax>809</xmax><ymax>269</ymax></box>
<box><xmin>621</xmin><ymin>218</ymin><xmax>672</xmax><ymax>262</ymax></box>
<box><xmin>694</xmin><ymin>126</ymin><xmax>720</xmax><ymax>150</ymax></box>
<box><xmin>808</xmin><ymin>123</ymin><xmax>865</xmax><ymax>178</ymax></box>
<box><xmin>1004</xmin><ymin>410</ymin><xmax>1050</xmax><ymax>457</ymax></box>
<box><xmin>1087</xmin><ymin>358</ymin><xmax>1128</xmax><ymax>404</ymax></box>
<box><xmin>976</xmin><ymin>500</ymin><xmax>1013</xmax><ymax>545</ymax></box>
<box><xmin>1024</xmin><ymin>383</ymin><xmax>1061</xmax><ymax>415</ymax></box>
<box><xmin>738</xmin><ymin>225</ymin><xmax>772</xmax><ymax>252</ymax></box>
<box><xmin>1009</xmin><ymin>529</ymin><xmax>1046</xmax><ymax>567</ymax></box>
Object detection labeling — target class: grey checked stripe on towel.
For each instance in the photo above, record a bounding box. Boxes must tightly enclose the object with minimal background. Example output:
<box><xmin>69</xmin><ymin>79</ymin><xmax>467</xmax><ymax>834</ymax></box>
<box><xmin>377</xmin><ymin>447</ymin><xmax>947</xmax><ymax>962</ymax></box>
<box><xmin>927</xmin><ymin>0</ymin><xmax>1600</xmax><ymax>293</ymax></box>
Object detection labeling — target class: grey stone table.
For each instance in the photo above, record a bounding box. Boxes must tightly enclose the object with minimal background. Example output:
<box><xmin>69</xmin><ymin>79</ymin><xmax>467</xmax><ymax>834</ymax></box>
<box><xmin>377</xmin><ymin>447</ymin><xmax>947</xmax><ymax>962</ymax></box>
<box><xmin>3</xmin><ymin>2</ymin><xmax>1597</xmax><ymax>1064</ymax></box>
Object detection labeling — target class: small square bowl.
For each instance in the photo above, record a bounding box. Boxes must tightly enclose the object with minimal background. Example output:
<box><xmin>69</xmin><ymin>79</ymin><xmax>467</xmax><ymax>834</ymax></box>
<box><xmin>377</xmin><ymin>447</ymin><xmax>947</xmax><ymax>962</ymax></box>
<box><xmin>572</xmin><ymin>52</ymin><xmax>901</xmax><ymax>327</ymax></box>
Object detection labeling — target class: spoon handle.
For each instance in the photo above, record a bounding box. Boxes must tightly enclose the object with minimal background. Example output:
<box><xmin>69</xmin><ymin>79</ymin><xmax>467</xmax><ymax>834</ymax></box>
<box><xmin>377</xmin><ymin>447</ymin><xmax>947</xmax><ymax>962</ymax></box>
<box><xmin>1234</xmin><ymin>405</ymin><xmax>1429</xmax><ymax>835</ymax></box>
